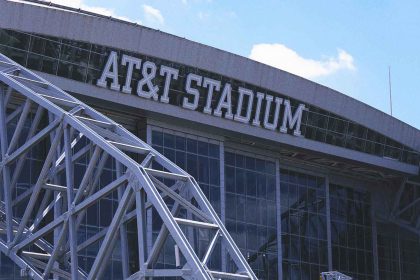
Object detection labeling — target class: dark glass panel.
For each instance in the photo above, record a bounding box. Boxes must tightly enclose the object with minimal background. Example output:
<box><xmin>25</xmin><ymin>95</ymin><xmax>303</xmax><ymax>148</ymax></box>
<box><xmin>225</xmin><ymin>166</ymin><xmax>235</xmax><ymax>193</ymax></box>
<box><xmin>208</xmin><ymin>143</ymin><xmax>219</xmax><ymax>158</ymax></box>
<box><xmin>175</xmin><ymin>135</ymin><xmax>186</xmax><ymax>151</ymax></box>
<box><xmin>151</xmin><ymin>130</ymin><xmax>163</xmax><ymax>146</ymax></box>
<box><xmin>0</xmin><ymin>30</ymin><xmax>30</xmax><ymax>49</ymax></box>
<box><xmin>186</xmin><ymin>138</ymin><xmax>197</xmax><ymax>153</ymax></box>
<box><xmin>163</xmin><ymin>132</ymin><xmax>175</xmax><ymax>148</ymax></box>
<box><xmin>27</xmin><ymin>53</ymin><xmax>58</xmax><ymax>74</ymax></box>
<box><xmin>58</xmin><ymin>61</ymin><xmax>87</xmax><ymax>82</ymax></box>
<box><xmin>0</xmin><ymin>45</ymin><xmax>27</xmax><ymax>65</ymax></box>
<box><xmin>197</xmin><ymin>141</ymin><xmax>208</xmax><ymax>156</ymax></box>
<box><xmin>29</xmin><ymin>36</ymin><xmax>60</xmax><ymax>58</ymax></box>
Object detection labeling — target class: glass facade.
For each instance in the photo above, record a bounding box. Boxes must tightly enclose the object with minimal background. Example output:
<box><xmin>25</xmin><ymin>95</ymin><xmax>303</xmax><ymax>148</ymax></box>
<box><xmin>0</xmin><ymin>115</ymin><xmax>418</xmax><ymax>280</ymax></box>
<box><xmin>330</xmin><ymin>184</ymin><xmax>373</xmax><ymax>280</ymax></box>
<box><xmin>377</xmin><ymin>224</ymin><xmax>420</xmax><ymax>280</ymax></box>
<box><xmin>150</xmin><ymin>127</ymin><xmax>222</xmax><ymax>271</ymax></box>
<box><xmin>0</xmin><ymin>112</ymin><xmax>41</xmax><ymax>280</ymax></box>
<box><xmin>0</xmin><ymin>28</ymin><xmax>418</xmax><ymax>166</ymax></box>
<box><xmin>280</xmin><ymin>169</ymin><xmax>328</xmax><ymax>280</ymax></box>
<box><xmin>225</xmin><ymin>151</ymin><xmax>278</xmax><ymax>279</ymax></box>
<box><xmin>74</xmin><ymin>148</ymin><xmax>126</xmax><ymax>279</ymax></box>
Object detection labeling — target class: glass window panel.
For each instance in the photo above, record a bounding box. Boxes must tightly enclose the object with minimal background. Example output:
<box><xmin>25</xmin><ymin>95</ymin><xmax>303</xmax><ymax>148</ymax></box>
<box><xmin>280</xmin><ymin>169</ymin><xmax>327</xmax><ymax>279</ymax></box>
<box><xmin>152</xmin><ymin>131</ymin><xmax>163</xmax><ymax>146</ymax></box>
<box><xmin>175</xmin><ymin>135</ymin><xmax>186</xmax><ymax>151</ymax></box>
<box><xmin>225</xmin><ymin>166</ymin><xmax>235</xmax><ymax>193</ymax></box>
<box><xmin>58</xmin><ymin>61</ymin><xmax>87</xmax><ymax>82</ymax></box>
<box><xmin>150</xmin><ymin>129</ymin><xmax>221</xmax><ymax>270</ymax></box>
<box><xmin>197</xmin><ymin>141</ymin><xmax>208</xmax><ymax>156</ymax></box>
<box><xmin>60</xmin><ymin>42</ymin><xmax>90</xmax><ymax>65</ymax></box>
<box><xmin>0</xmin><ymin>45</ymin><xmax>27</xmax><ymax>65</ymax></box>
<box><xmin>175</xmin><ymin>150</ymin><xmax>186</xmax><ymax>169</ymax></box>
<box><xmin>209</xmin><ymin>158</ymin><xmax>220</xmax><ymax>185</ymax></box>
<box><xmin>330</xmin><ymin>184</ymin><xmax>373</xmax><ymax>279</ymax></box>
<box><xmin>0</xmin><ymin>30</ymin><xmax>30</xmax><ymax>49</ymax></box>
<box><xmin>246</xmin><ymin>172</ymin><xmax>256</xmax><ymax>197</ymax></box>
<box><xmin>186</xmin><ymin>153</ymin><xmax>198</xmax><ymax>179</ymax></box>
<box><xmin>187</xmin><ymin>138</ymin><xmax>197</xmax><ymax>153</ymax></box>
<box><xmin>225</xmin><ymin>151</ymin><xmax>278</xmax><ymax>278</ymax></box>
<box><xmin>208</xmin><ymin>143</ymin><xmax>219</xmax><ymax>158</ymax></box>
<box><xmin>29</xmin><ymin>36</ymin><xmax>60</xmax><ymax>58</ymax></box>
<box><xmin>163</xmin><ymin>133</ymin><xmax>175</xmax><ymax>148</ymax></box>
<box><xmin>86</xmin><ymin>67</ymin><xmax>101</xmax><ymax>84</ymax></box>
<box><xmin>198</xmin><ymin>155</ymin><xmax>209</xmax><ymax>183</ymax></box>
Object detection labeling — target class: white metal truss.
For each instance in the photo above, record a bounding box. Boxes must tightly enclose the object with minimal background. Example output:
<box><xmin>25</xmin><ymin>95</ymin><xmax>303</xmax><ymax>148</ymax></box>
<box><xmin>0</xmin><ymin>53</ymin><xmax>257</xmax><ymax>279</ymax></box>
<box><xmin>320</xmin><ymin>271</ymin><xmax>352</xmax><ymax>280</ymax></box>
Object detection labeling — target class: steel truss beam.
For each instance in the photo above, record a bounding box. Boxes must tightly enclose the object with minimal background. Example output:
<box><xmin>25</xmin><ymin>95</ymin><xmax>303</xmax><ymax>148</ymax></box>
<box><xmin>0</xmin><ymin>53</ymin><xmax>257</xmax><ymax>279</ymax></box>
<box><xmin>390</xmin><ymin>177</ymin><xmax>420</xmax><ymax>235</ymax></box>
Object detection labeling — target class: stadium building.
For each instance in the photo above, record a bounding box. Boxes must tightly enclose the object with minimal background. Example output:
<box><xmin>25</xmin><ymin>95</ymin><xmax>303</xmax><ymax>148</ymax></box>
<box><xmin>0</xmin><ymin>1</ymin><xmax>419</xmax><ymax>279</ymax></box>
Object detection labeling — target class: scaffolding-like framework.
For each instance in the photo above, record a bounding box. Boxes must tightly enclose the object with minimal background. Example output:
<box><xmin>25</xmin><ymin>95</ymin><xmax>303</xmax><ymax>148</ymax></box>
<box><xmin>0</xmin><ymin>53</ymin><xmax>257</xmax><ymax>279</ymax></box>
<box><xmin>390</xmin><ymin>178</ymin><xmax>420</xmax><ymax>235</ymax></box>
<box><xmin>320</xmin><ymin>271</ymin><xmax>352</xmax><ymax>280</ymax></box>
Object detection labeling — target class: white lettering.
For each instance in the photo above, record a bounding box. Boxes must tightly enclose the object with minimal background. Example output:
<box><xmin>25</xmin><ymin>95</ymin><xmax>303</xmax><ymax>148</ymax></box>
<box><xmin>137</xmin><ymin>61</ymin><xmax>159</xmax><ymax>100</ymax></box>
<box><xmin>234</xmin><ymin>87</ymin><xmax>254</xmax><ymax>123</ymax></box>
<box><xmin>97</xmin><ymin>51</ymin><xmax>120</xmax><ymax>91</ymax></box>
<box><xmin>121</xmin><ymin>54</ymin><xmax>141</xmax><ymax>94</ymax></box>
<box><xmin>97</xmin><ymin>51</ymin><xmax>307</xmax><ymax>138</ymax></box>
<box><xmin>214</xmin><ymin>83</ymin><xmax>233</xmax><ymax>119</ymax></box>
<box><xmin>159</xmin><ymin>65</ymin><xmax>179</xmax><ymax>104</ymax></box>
<box><xmin>252</xmin><ymin>92</ymin><xmax>265</xmax><ymax>127</ymax></box>
<box><xmin>263</xmin><ymin>95</ymin><xmax>283</xmax><ymax>130</ymax></box>
<box><xmin>182</xmin><ymin>73</ymin><xmax>202</xmax><ymax>110</ymax></box>
<box><xmin>203</xmin><ymin>78</ymin><xmax>221</xmax><ymax>115</ymax></box>
<box><xmin>280</xmin><ymin>100</ymin><xmax>305</xmax><ymax>136</ymax></box>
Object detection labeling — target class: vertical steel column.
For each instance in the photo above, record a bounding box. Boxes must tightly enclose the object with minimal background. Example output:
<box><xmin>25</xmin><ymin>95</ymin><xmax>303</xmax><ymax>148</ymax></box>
<box><xmin>136</xmin><ymin>189</ymin><xmax>147</xmax><ymax>272</ymax></box>
<box><xmin>146</xmin><ymin>124</ymin><xmax>153</xmax><ymax>255</ymax></box>
<box><xmin>219</xmin><ymin>141</ymin><xmax>227</xmax><ymax>272</ymax></box>
<box><xmin>50</xmin><ymin>112</ymin><xmax>62</xmax><ymax>280</ymax></box>
<box><xmin>64</xmin><ymin>125</ymin><xmax>78</xmax><ymax>280</ymax></box>
<box><xmin>275</xmin><ymin>159</ymin><xmax>283</xmax><ymax>280</ymax></box>
<box><xmin>325</xmin><ymin>175</ymin><xmax>333</xmax><ymax>270</ymax></box>
<box><xmin>371</xmin><ymin>201</ymin><xmax>379</xmax><ymax>280</ymax></box>
<box><xmin>0</xmin><ymin>88</ymin><xmax>13</xmax><ymax>242</ymax></box>
<box><xmin>117</xmin><ymin>162</ymin><xmax>130</xmax><ymax>278</ymax></box>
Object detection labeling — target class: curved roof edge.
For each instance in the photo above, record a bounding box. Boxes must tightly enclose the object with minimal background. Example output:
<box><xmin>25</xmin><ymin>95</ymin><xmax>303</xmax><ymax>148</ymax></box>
<box><xmin>2</xmin><ymin>0</ymin><xmax>420</xmax><ymax>152</ymax></box>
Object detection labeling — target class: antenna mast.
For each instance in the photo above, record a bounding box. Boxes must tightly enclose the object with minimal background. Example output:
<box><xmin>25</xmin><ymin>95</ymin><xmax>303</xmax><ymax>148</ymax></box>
<box><xmin>389</xmin><ymin>66</ymin><xmax>393</xmax><ymax>116</ymax></box>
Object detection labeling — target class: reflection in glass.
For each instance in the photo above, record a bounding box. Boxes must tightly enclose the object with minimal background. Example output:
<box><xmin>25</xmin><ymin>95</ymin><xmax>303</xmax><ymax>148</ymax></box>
<box><xmin>151</xmin><ymin>129</ymin><xmax>222</xmax><ymax>270</ymax></box>
<box><xmin>225</xmin><ymin>151</ymin><xmax>277</xmax><ymax>279</ymax></box>
<box><xmin>0</xmin><ymin>28</ymin><xmax>418</xmax><ymax>166</ymax></box>
<box><xmin>280</xmin><ymin>169</ymin><xmax>328</xmax><ymax>280</ymax></box>
<box><xmin>330</xmin><ymin>184</ymin><xmax>373</xmax><ymax>280</ymax></box>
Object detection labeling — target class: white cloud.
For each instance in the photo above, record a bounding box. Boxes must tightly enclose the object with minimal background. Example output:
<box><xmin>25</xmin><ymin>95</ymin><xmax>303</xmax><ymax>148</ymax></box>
<box><xmin>143</xmin><ymin>5</ymin><xmax>165</xmax><ymax>26</ymax></box>
<box><xmin>197</xmin><ymin>11</ymin><xmax>210</xmax><ymax>20</ymax></box>
<box><xmin>44</xmin><ymin>0</ymin><xmax>140</xmax><ymax>24</ymax></box>
<box><xmin>249</xmin><ymin>43</ymin><xmax>356</xmax><ymax>79</ymax></box>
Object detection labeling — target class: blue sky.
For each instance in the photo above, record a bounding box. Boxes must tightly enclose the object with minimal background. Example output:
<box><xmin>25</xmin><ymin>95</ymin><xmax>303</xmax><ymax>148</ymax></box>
<box><xmin>53</xmin><ymin>0</ymin><xmax>420</xmax><ymax>129</ymax></box>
